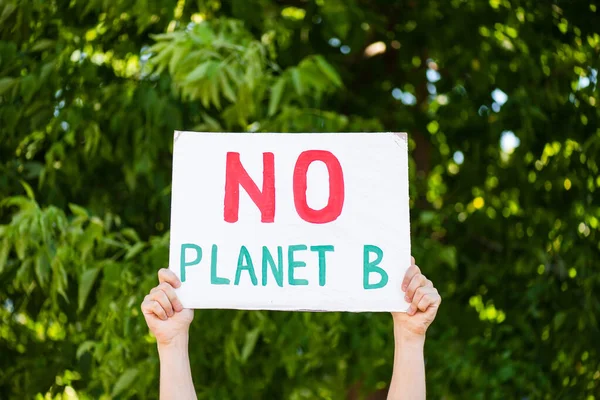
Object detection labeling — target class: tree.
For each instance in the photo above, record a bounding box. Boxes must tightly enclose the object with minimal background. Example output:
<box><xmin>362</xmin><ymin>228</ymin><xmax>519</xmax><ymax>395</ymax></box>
<box><xmin>1</xmin><ymin>0</ymin><xmax>599</xmax><ymax>398</ymax></box>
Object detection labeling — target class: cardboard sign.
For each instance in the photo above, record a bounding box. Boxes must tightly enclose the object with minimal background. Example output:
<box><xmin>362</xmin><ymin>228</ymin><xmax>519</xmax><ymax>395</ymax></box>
<box><xmin>168</xmin><ymin>131</ymin><xmax>411</xmax><ymax>312</ymax></box>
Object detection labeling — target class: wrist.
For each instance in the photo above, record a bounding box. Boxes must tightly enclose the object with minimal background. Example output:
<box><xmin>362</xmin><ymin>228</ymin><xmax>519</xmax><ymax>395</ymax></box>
<box><xmin>395</xmin><ymin>333</ymin><xmax>425</xmax><ymax>348</ymax></box>
<box><xmin>393</xmin><ymin>322</ymin><xmax>426</xmax><ymax>347</ymax></box>
<box><xmin>157</xmin><ymin>333</ymin><xmax>189</xmax><ymax>354</ymax></box>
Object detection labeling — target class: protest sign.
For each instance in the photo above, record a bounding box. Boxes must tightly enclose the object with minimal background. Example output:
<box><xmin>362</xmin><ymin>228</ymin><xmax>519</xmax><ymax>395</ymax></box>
<box><xmin>169</xmin><ymin>132</ymin><xmax>411</xmax><ymax>312</ymax></box>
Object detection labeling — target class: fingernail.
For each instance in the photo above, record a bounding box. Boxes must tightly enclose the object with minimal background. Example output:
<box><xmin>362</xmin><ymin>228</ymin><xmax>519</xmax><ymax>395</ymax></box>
<box><xmin>405</xmin><ymin>295</ymin><xmax>410</xmax><ymax>302</ymax></box>
<box><xmin>408</xmin><ymin>306</ymin><xmax>415</xmax><ymax>315</ymax></box>
<box><xmin>402</xmin><ymin>285</ymin><xmax>407</xmax><ymax>291</ymax></box>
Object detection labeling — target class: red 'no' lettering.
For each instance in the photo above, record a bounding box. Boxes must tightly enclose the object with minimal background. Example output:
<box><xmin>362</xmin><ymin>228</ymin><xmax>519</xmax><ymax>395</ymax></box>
<box><xmin>293</xmin><ymin>150</ymin><xmax>345</xmax><ymax>224</ymax></box>
<box><xmin>223</xmin><ymin>152</ymin><xmax>275</xmax><ymax>223</ymax></box>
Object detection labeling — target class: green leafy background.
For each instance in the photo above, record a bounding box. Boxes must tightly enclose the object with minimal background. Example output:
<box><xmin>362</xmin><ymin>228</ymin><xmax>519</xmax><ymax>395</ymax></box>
<box><xmin>1</xmin><ymin>0</ymin><xmax>599</xmax><ymax>399</ymax></box>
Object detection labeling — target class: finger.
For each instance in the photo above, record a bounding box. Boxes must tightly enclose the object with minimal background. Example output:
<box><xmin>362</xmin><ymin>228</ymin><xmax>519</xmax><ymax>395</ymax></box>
<box><xmin>151</xmin><ymin>282</ymin><xmax>184</xmax><ymax>312</ymax></box>
<box><xmin>411</xmin><ymin>287</ymin><xmax>438</xmax><ymax>311</ymax></box>
<box><xmin>405</xmin><ymin>273</ymin><xmax>432</xmax><ymax>302</ymax></box>
<box><xmin>417</xmin><ymin>293</ymin><xmax>442</xmax><ymax>317</ymax></box>
<box><xmin>158</xmin><ymin>268</ymin><xmax>181</xmax><ymax>288</ymax></box>
<box><xmin>150</xmin><ymin>300</ymin><xmax>168</xmax><ymax>320</ymax></box>
<box><xmin>402</xmin><ymin>264</ymin><xmax>421</xmax><ymax>291</ymax></box>
<box><xmin>141</xmin><ymin>298</ymin><xmax>168</xmax><ymax>321</ymax></box>
<box><xmin>411</xmin><ymin>256</ymin><xmax>415</xmax><ymax>265</ymax></box>
<box><xmin>140</xmin><ymin>298</ymin><xmax>152</xmax><ymax>313</ymax></box>
<box><xmin>408</xmin><ymin>295</ymin><xmax>432</xmax><ymax>316</ymax></box>
<box><xmin>149</xmin><ymin>289</ymin><xmax>174</xmax><ymax>317</ymax></box>
<box><xmin>417</xmin><ymin>291</ymin><xmax>440</xmax><ymax>312</ymax></box>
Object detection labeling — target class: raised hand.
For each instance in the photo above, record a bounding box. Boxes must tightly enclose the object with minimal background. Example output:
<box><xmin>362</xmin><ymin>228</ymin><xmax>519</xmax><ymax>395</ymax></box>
<box><xmin>392</xmin><ymin>257</ymin><xmax>442</xmax><ymax>338</ymax></box>
<box><xmin>141</xmin><ymin>268</ymin><xmax>194</xmax><ymax>346</ymax></box>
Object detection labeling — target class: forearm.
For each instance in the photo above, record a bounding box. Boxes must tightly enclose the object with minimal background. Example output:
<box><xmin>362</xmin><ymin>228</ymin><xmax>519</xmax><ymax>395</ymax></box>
<box><xmin>388</xmin><ymin>326</ymin><xmax>426</xmax><ymax>400</ymax></box>
<box><xmin>157</xmin><ymin>336</ymin><xmax>197</xmax><ymax>400</ymax></box>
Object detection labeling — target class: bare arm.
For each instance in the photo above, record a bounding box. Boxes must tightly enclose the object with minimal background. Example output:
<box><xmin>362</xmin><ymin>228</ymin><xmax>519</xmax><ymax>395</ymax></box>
<box><xmin>388</xmin><ymin>328</ymin><xmax>426</xmax><ymax>399</ymax></box>
<box><xmin>141</xmin><ymin>269</ymin><xmax>197</xmax><ymax>400</ymax></box>
<box><xmin>388</xmin><ymin>258</ymin><xmax>441</xmax><ymax>400</ymax></box>
<box><xmin>158</xmin><ymin>336</ymin><xmax>197</xmax><ymax>400</ymax></box>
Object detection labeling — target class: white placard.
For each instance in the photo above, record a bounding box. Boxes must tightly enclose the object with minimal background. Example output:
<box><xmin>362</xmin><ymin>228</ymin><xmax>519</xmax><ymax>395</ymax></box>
<box><xmin>168</xmin><ymin>132</ymin><xmax>411</xmax><ymax>312</ymax></box>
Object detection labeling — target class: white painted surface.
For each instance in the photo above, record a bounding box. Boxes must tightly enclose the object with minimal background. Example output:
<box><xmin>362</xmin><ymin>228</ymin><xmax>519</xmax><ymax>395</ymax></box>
<box><xmin>169</xmin><ymin>132</ymin><xmax>411</xmax><ymax>312</ymax></box>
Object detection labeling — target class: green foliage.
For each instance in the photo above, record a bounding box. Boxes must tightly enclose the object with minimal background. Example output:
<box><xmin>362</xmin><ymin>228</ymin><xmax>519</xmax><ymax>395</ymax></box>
<box><xmin>1</xmin><ymin>0</ymin><xmax>599</xmax><ymax>399</ymax></box>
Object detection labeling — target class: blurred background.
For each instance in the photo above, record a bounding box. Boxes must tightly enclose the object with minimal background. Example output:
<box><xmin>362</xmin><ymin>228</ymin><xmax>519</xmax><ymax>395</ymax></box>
<box><xmin>1</xmin><ymin>0</ymin><xmax>599</xmax><ymax>399</ymax></box>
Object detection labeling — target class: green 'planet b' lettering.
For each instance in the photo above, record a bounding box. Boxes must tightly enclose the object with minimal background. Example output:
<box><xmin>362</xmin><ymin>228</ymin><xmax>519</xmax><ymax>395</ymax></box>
<box><xmin>180</xmin><ymin>243</ymin><xmax>202</xmax><ymax>283</ymax></box>
<box><xmin>288</xmin><ymin>244</ymin><xmax>308</xmax><ymax>286</ymax></box>
<box><xmin>310</xmin><ymin>245</ymin><xmax>334</xmax><ymax>286</ymax></box>
<box><xmin>235</xmin><ymin>245</ymin><xmax>258</xmax><ymax>286</ymax></box>
<box><xmin>210</xmin><ymin>244</ymin><xmax>230</xmax><ymax>285</ymax></box>
<box><xmin>363</xmin><ymin>245</ymin><xmax>388</xmax><ymax>289</ymax></box>
<box><xmin>262</xmin><ymin>246</ymin><xmax>283</xmax><ymax>287</ymax></box>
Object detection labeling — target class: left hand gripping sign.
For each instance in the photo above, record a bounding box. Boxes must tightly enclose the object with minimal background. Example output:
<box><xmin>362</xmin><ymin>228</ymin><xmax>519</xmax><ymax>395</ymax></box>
<box><xmin>169</xmin><ymin>131</ymin><xmax>411</xmax><ymax>312</ymax></box>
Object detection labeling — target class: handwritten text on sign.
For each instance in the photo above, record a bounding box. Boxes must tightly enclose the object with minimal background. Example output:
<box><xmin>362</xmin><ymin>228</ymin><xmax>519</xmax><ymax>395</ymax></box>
<box><xmin>168</xmin><ymin>132</ymin><xmax>411</xmax><ymax>312</ymax></box>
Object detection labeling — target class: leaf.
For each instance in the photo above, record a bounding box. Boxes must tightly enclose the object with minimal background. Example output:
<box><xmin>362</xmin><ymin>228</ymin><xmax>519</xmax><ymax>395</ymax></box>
<box><xmin>16</xmin><ymin>258</ymin><xmax>32</xmax><ymax>285</ymax></box>
<box><xmin>224</xmin><ymin>64</ymin><xmax>241</xmax><ymax>86</ymax></box>
<box><xmin>168</xmin><ymin>45</ymin><xmax>187</xmax><ymax>76</ymax></box>
<box><xmin>149</xmin><ymin>32</ymin><xmax>178</xmax><ymax>41</ymax></box>
<box><xmin>268</xmin><ymin>78</ymin><xmax>285</xmax><ymax>116</ymax></box>
<box><xmin>0</xmin><ymin>77</ymin><xmax>16</xmax><ymax>96</ymax></box>
<box><xmin>314</xmin><ymin>55</ymin><xmax>342</xmax><ymax>87</ymax></box>
<box><xmin>298</xmin><ymin>65</ymin><xmax>329</xmax><ymax>91</ymax></box>
<box><xmin>69</xmin><ymin>203</ymin><xmax>88</xmax><ymax>218</ymax></box>
<box><xmin>40</xmin><ymin>61</ymin><xmax>56</xmax><ymax>82</ymax></box>
<box><xmin>185</xmin><ymin>61</ymin><xmax>218</xmax><ymax>83</ymax></box>
<box><xmin>0</xmin><ymin>3</ymin><xmax>16</xmax><ymax>25</ymax></box>
<box><xmin>125</xmin><ymin>242</ymin><xmax>145</xmax><ymax>260</ymax></box>
<box><xmin>190</xmin><ymin>23</ymin><xmax>215</xmax><ymax>43</ymax></box>
<box><xmin>19</xmin><ymin>74</ymin><xmax>38</xmax><ymax>103</ymax></box>
<box><xmin>219</xmin><ymin>71</ymin><xmax>237</xmax><ymax>102</ymax></box>
<box><xmin>121</xmin><ymin>228</ymin><xmax>140</xmax><ymax>243</ymax></box>
<box><xmin>0</xmin><ymin>196</ymin><xmax>31</xmax><ymax>209</ymax></box>
<box><xmin>150</xmin><ymin>43</ymin><xmax>174</xmax><ymax>74</ymax></box>
<box><xmin>291</xmin><ymin>69</ymin><xmax>303</xmax><ymax>95</ymax></box>
<box><xmin>199</xmin><ymin>83</ymin><xmax>211</xmax><ymax>108</ymax></box>
<box><xmin>78</xmin><ymin>267</ymin><xmax>100</xmax><ymax>312</ymax></box>
<box><xmin>101</xmin><ymin>237</ymin><xmax>127</xmax><ymax>249</ymax></box>
<box><xmin>112</xmin><ymin>368</ymin><xmax>139</xmax><ymax>397</ymax></box>
<box><xmin>148</xmin><ymin>41</ymin><xmax>169</xmax><ymax>53</ymax></box>
<box><xmin>199</xmin><ymin>112</ymin><xmax>223</xmax><ymax>131</ymax></box>
<box><xmin>20</xmin><ymin>181</ymin><xmax>35</xmax><ymax>200</ymax></box>
<box><xmin>498</xmin><ymin>365</ymin><xmax>514</xmax><ymax>382</ymax></box>
<box><xmin>31</xmin><ymin>39</ymin><xmax>55</xmax><ymax>52</ymax></box>
<box><xmin>53</xmin><ymin>259</ymin><xmax>69</xmax><ymax>301</ymax></box>
<box><xmin>438</xmin><ymin>246</ymin><xmax>457</xmax><ymax>268</ymax></box>
<box><xmin>76</xmin><ymin>340</ymin><xmax>96</xmax><ymax>360</ymax></box>
<box><xmin>0</xmin><ymin>239</ymin><xmax>10</xmax><ymax>273</ymax></box>
<box><xmin>241</xmin><ymin>328</ymin><xmax>261</xmax><ymax>362</ymax></box>
<box><xmin>14</xmin><ymin>236</ymin><xmax>26</xmax><ymax>260</ymax></box>
<box><xmin>35</xmin><ymin>253</ymin><xmax>51</xmax><ymax>288</ymax></box>
<box><xmin>419</xmin><ymin>211</ymin><xmax>437</xmax><ymax>225</ymax></box>
<box><xmin>210</xmin><ymin>80</ymin><xmax>221</xmax><ymax>109</ymax></box>
<box><xmin>226</xmin><ymin>336</ymin><xmax>241</xmax><ymax>361</ymax></box>
<box><xmin>79</xmin><ymin>235</ymin><xmax>95</xmax><ymax>261</ymax></box>
<box><xmin>554</xmin><ymin>311</ymin><xmax>567</xmax><ymax>330</ymax></box>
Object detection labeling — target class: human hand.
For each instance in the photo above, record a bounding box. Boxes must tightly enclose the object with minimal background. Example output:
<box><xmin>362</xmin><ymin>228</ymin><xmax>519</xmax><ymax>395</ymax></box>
<box><xmin>141</xmin><ymin>268</ymin><xmax>194</xmax><ymax>347</ymax></box>
<box><xmin>392</xmin><ymin>257</ymin><xmax>441</xmax><ymax>340</ymax></box>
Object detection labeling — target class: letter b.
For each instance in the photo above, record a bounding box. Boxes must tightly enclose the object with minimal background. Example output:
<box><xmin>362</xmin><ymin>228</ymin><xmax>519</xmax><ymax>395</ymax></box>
<box><xmin>363</xmin><ymin>245</ymin><xmax>388</xmax><ymax>289</ymax></box>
